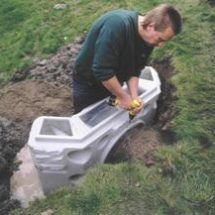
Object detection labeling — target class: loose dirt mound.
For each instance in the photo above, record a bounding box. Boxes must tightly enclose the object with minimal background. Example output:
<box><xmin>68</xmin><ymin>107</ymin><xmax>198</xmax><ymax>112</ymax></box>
<box><xmin>0</xmin><ymin>80</ymin><xmax>73</xmax><ymax>122</ymax></box>
<box><xmin>11</xmin><ymin>37</ymin><xmax>84</xmax><ymax>87</ymax></box>
<box><xmin>106</xmin><ymin>125</ymin><xmax>161</xmax><ymax>166</ymax></box>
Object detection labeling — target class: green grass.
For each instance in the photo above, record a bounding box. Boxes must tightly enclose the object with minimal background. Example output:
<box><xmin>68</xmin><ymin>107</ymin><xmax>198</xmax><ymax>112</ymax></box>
<box><xmin>0</xmin><ymin>0</ymin><xmax>179</xmax><ymax>84</ymax></box>
<box><xmin>0</xmin><ymin>0</ymin><xmax>122</xmax><ymax>83</ymax></box>
<box><xmin>4</xmin><ymin>0</ymin><xmax>215</xmax><ymax>214</ymax></box>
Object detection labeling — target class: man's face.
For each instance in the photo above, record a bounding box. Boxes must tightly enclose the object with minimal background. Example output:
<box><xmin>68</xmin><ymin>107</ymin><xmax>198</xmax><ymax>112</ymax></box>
<box><xmin>141</xmin><ymin>24</ymin><xmax>175</xmax><ymax>47</ymax></box>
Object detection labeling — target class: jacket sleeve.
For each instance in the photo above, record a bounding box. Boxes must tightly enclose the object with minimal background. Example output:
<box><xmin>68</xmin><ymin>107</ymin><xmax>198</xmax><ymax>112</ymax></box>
<box><xmin>92</xmin><ymin>17</ymin><xmax>125</xmax><ymax>81</ymax></box>
<box><xmin>135</xmin><ymin>46</ymin><xmax>154</xmax><ymax>77</ymax></box>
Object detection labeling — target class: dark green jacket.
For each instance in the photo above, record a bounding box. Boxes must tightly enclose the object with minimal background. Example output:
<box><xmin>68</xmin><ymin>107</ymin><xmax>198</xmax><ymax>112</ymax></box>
<box><xmin>74</xmin><ymin>10</ymin><xmax>153</xmax><ymax>85</ymax></box>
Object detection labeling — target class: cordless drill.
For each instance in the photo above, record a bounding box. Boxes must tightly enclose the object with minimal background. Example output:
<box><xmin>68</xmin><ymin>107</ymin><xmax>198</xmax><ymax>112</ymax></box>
<box><xmin>128</xmin><ymin>99</ymin><xmax>142</xmax><ymax>120</ymax></box>
<box><xmin>107</xmin><ymin>96</ymin><xmax>142</xmax><ymax>120</ymax></box>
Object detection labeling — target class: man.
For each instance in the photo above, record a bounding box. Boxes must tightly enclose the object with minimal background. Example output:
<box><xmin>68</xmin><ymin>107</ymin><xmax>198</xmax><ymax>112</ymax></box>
<box><xmin>73</xmin><ymin>4</ymin><xmax>182</xmax><ymax>113</ymax></box>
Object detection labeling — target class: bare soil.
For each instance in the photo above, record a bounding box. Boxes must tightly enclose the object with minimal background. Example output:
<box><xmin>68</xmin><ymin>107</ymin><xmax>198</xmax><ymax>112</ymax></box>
<box><xmin>208</xmin><ymin>0</ymin><xmax>215</xmax><ymax>6</ymax></box>
<box><xmin>0</xmin><ymin>80</ymin><xmax>73</xmax><ymax>122</ymax></box>
<box><xmin>0</xmin><ymin>37</ymin><xmax>178</xmax><ymax>214</ymax></box>
<box><xmin>105</xmin><ymin>125</ymin><xmax>162</xmax><ymax>167</ymax></box>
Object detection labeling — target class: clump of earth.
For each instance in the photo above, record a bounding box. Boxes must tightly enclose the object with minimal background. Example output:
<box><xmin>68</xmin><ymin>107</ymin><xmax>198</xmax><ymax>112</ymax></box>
<box><xmin>0</xmin><ymin>37</ymin><xmax>178</xmax><ymax>214</ymax></box>
<box><xmin>207</xmin><ymin>0</ymin><xmax>215</xmax><ymax>6</ymax></box>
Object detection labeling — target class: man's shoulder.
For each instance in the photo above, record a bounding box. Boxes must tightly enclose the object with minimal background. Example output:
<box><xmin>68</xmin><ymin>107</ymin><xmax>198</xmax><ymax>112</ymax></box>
<box><xmin>97</xmin><ymin>9</ymin><xmax>138</xmax><ymax>30</ymax></box>
<box><xmin>102</xmin><ymin>9</ymin><xmax>137</xmax><ymax>20</ymax></box>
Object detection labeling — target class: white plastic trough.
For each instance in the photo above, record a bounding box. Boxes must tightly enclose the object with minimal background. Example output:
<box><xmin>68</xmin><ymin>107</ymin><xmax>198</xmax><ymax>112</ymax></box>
<box><xmin>27</xmin><ymin>66</ymin><xmax>161</xmax><ymax>194</ymax></box>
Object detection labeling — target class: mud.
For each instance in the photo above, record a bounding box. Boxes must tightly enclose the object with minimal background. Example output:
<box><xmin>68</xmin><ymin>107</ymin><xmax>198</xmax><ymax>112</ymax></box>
<box><xmin>0</xmin><ymin>37</ymin><xmax>177</xmax><ymax>214</ymax></box>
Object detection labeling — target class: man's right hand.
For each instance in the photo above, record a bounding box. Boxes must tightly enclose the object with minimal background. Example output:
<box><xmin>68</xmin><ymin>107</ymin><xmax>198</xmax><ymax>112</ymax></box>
<box><xmin>116</xmin><ymin>93</ymin><xmax>133</xmax><ymax>110</ymax></box>
<box><xmin>102</xmin><ymin>76</ymin><xmax>133</xmax><ymax>110</ymax></box>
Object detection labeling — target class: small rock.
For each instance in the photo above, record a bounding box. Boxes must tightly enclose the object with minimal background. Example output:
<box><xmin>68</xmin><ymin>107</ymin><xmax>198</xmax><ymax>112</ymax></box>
<box><xmin>53</xmin><ymin>4</ymin><xmax>67</xmax><ymax>10</ymax></box>
<box><xmin>145</xmin><ymin>159</ymin><xmax>155</xmax><ymax>167</ymax></box>
<box><xmin>38</xmin><ymin>60</ymin><xmax>47</xmax><ymax>66</ymax></box>
<box><xmin>41</xmin><ymin>209</ymin><xmax>54</xmax><ymax>215</ymax></box>
<box><xmin>135</xmin><ymin>182</ymin><xmax>140</xmax><ymax>187</ymax></box>
<box><xmin>161</xmin><ymin>122</ymin><xmax>171</xmax><ymax>131</ymax></box>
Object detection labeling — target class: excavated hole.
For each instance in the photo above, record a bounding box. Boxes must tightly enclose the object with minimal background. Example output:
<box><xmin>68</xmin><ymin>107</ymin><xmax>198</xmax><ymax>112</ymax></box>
<box><xmin>105</xmin><ymin>125</ymin><xmax>162</xmax><ymax>167</ymax></box>
<box><xmin>0</xmin><ymin>37</ymin><xmax>178</xmax><ymax>213</ymax></box>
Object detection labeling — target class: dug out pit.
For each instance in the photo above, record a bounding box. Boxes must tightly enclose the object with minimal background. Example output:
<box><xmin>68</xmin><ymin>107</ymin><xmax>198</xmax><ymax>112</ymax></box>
<box><xmin>0</xmin><ymin>38</ymin><xmax>178</xmax><ymax>214</ymax></box>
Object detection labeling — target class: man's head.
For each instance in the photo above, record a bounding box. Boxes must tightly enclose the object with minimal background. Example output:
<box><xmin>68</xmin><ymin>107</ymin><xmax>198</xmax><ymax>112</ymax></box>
<box><xmin>138</xmin><ymin>4</ymin><xmax>182</xmax><ymax>47</ymax></box>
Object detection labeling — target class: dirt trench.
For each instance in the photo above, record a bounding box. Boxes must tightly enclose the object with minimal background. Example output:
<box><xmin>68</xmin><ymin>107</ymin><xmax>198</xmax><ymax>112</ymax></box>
<box><xmin>0</xmin><ymin>37</ymin><xmax>178</xmax><ymax>214</ymax></box>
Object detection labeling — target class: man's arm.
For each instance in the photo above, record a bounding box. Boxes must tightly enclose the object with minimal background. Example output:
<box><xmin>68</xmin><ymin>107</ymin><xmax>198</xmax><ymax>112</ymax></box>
<box><xmin>102</xmin><ymin>76</ymin><xmax>132</xmax><ymax>109</ymax></box>
<box><xmin>127</xmin><ymin>76</ymin><xmax>144</xmax><ymax>111</ymax></box>
<box><xmin>127</xmin><ymin>76</ymin><xmax>139</xmax><ymax>99</ymax></box>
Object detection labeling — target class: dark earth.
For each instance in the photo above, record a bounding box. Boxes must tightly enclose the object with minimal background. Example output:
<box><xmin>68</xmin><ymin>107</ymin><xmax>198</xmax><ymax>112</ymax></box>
<box><xmin>208</xmin><ymin>0</ymin><xmax>215</xmax><ymax>6</ymax></box>
<box><xmin>0</xmin><ymin>36</ymin><xmax>178</xmax><ymax>214</ymax></box>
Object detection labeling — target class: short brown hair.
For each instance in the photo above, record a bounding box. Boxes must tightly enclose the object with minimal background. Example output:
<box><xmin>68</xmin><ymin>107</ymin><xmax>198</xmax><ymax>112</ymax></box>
<box><xmin>142</xmin><ymin>4</ymin><xmax>182</xmax><ymax>35</ymax></box>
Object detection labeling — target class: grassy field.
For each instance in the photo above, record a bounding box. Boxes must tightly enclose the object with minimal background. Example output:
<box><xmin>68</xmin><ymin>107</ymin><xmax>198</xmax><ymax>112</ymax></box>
<box><xmin>2</xmin><ymin>0</ymin><xmax>215</xmax><ymax>214</ymax></box>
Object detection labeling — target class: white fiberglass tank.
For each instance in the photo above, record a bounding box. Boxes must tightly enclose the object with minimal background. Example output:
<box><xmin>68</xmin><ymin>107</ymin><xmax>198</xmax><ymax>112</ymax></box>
<box><xmin>27</xmin><ymin>66</ymin><xmax>161</xmax><ymax>194</ymax></box>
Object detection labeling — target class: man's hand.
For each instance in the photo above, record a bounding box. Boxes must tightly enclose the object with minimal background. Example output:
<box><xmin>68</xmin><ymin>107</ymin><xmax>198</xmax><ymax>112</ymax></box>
<box><xmin>130</xmin><ymin>97</ymin><xmax>144</xmax><ymax>114</ymax></box>
<box><xmin>127</xmin><ymin>77</ymin><xmax>144</xmax><ymax>114</ymax></box>
<box><xmin>116</xmin><ymin>93</ymin><xmax>133</xmax><ymax>110</ymax></box>
<box><xmin>127</xmin><ymin>98</ymin><xmax>144</xmax><ymax>120</ymax></box>
<box><xmin>102</xmin><ymin>76</ymin><xmax>133</xmax><ymax>110</ymax></box>
<box><xmin>102</xmin><ymin>76</ymin><xmax>145</xmax><ymax>112</ymax></box>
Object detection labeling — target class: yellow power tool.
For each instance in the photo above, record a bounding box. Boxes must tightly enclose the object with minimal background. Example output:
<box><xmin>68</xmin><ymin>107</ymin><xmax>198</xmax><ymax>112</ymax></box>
<box><xmin>108</xmin><ymin>96</ymin><xmax>142</xmax><ymax>120</ymax></box>
<box><xmin>128</xmin><ymin>99</ymin><xmax>141</xmax><ymax>120</ymax></box>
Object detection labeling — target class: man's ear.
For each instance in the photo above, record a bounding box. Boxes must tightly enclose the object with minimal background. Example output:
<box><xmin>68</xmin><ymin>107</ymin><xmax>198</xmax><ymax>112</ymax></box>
<box><xmin>146</xmin><ymin>22</ymin><xmax>156</xmax><ymax>32</ymax></box>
